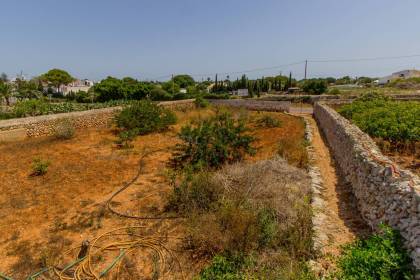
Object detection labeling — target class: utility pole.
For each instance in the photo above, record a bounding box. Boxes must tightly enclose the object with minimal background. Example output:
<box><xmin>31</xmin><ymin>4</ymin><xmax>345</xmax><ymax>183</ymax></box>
<box><xmin>172</xmin><ymin>74</ymin><xmax>174</xmax><ymax>94</ymax></box>
<box><xmin>304</xmin><ymin>60</ymin><xmax>308</xmax><ymax>80</ymax></box>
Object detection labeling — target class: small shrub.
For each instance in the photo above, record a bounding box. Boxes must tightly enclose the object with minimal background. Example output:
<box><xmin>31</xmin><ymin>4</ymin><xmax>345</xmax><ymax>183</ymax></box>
<box><xmin>31</xmin><ymin>158</ymin><xmax>50</xmax><ymax>176</ymax></box>
<box><xmin>171</xmin><ymin>111</ymin><xmax>255</xmax><ymax>170</ymax></box>
<box><xmin>328</xmin><ymin>88</ymin><xmax>341</xmax><ymax>95</ymax></box>
<box><xmin>194</xmin><ymin>96</ymin><xmax>210</xmax><ymax>108</ymax></box>
<box><xmin>149</xmin><ymin>88</ymin><xmax>172</xmax><ymax>101</ymax></box>
<box><xmin>198</xmin><ymin>255</ymin><xmax>248</xmax><ymax>280</ymax></box>
<box><xmin>255</xmin><ymin>115</ymin><xmax>282</xmax><ymax>128</ymax></box>
<box><xmin>115</xmin><ymin>130</ymin><xmax>137</xmax><ymax>149</ymax></box>
<box><xmin>335</xmin><ymin>224</ymin><xmax>414</xmax><ymax>280</ymax></box>
<box><xmin>53</xmin><ymin>119</ymin><xmax>75</xmax><ymax>139</ymax></box>
<box><xmin>115</xmin><ymin>101</ymin><xmax>176</xmax><ymax>145</ymax></box>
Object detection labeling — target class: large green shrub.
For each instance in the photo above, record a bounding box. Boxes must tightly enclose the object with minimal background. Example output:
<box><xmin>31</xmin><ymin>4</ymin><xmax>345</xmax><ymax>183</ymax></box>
<box><xmin>170</xmin><ymin>111</ymin><xmax>255</xmax><ymax>170</ymax></box>
<box><xmin>335</xmin><ymin>225</ymin><xmax>413</xmax><ymax>280</ymax></box>
<box><xmin>301</xmin><ymin>79</ymin><xmax>328</xmax><ymax>95</ymax></box>
<box><xmin>115</xmin><ymin>101</ymin><xmax>176</xmax><ymax>136</ymax></box>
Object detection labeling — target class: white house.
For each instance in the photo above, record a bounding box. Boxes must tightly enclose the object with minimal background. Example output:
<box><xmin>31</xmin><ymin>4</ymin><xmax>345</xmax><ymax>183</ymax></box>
<box><xmin>378</xmin><ymin>69</ymin><xmax>420</xmax><ymax>85</ymax></box>
<box><xmin>60</xmin><ymin>79</ymin><xmax>94</xmax><ymax>95</ymax></box>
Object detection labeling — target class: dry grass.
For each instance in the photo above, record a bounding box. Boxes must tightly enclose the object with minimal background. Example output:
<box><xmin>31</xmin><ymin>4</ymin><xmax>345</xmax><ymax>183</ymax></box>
<box><xmin>184</xmin><ymin>158</ymin><xmax>312</xmax><ymax>256</ymax></box>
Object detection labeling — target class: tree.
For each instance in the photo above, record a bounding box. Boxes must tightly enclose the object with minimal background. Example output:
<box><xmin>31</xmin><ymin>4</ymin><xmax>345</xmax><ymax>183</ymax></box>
<box><xmin>172</xmin><ymin>75</ymin><xmax>195</xmax><ymax>88</ymax></box>
<box><xmin>14</xmin><ymin>79</ymin><xmax>42</xmax><ymax>99</ymax></box>
<box><xmin>0</xmin><ymin>73</ymin><xmax>8</xmax><ymax>82</ymax></box>
<box><xmin>121</xmin><ymin>77</ymin><xmax>152</xmax><ymax>100</ymax></box>
<box><xmin>93</xmin><ymin>76</ymin><xmax>125</xmax><ymax>101</ymax></box>
<box><xmin>162</xmin><ymin>81</ymin><xmax>180</xmax><ymax>94</ymax></box>
<box><xmin>41</xmin><ymin>69</ymin><xmax>74</xmax><ymax>93</ymax></box>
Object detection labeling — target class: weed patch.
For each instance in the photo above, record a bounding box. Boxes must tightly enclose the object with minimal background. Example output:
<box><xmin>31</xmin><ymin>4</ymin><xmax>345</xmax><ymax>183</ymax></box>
<box><xmin>255</xmin><ymin>114</ymin><xmax>282</xmax><ymax>128</ymax></box>
<box><xmin>31</xmin><ymin>158</ymin><xmax>50</xmax><ymax>176</ymax></box>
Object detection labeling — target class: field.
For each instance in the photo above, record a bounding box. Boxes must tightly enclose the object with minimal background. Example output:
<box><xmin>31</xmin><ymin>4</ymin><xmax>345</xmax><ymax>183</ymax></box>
<box><xmin>338</xmin><ymin>96</ymin><xmax>420</xmax><ymax>175</ymax></box>
<box><xmin>0</xmin><ymin>106</ymin><xmax>307</xmax><ymax>279</ymax></box>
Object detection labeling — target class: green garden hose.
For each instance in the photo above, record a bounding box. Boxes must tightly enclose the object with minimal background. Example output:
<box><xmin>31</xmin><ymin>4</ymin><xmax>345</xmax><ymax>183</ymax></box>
<box><xmin>0</xmin><ymin>272</ymin><xmax>14</xmax><ymax>280</ymax></box>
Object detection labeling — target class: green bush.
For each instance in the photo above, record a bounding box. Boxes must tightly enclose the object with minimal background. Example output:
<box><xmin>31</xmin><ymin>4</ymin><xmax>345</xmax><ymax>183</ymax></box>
<box><xmin>328</xmin><ymin>88</ymin><xmax>341</xmax><ymax>95</ymax></box>
<box><xmin>115</xmin><ymin>101</ymin><xmax>176</xmax><ymax>137</ymax></box>
<box><xmin>31</xmin><ymin>158</ymin><xmax>50</xmax><ymax>176</ymax></box>
<box><xmin>335</xmin><ymin>225</ymin><xmax>413</xmax><ymax>280</ymax></box>
<box><xmin>194</xmin><ymin>96</ymin><xmax>210</xmax><ymax>108</ymax></box>
<box><xmin>198</xmin><ymin>255</ymin><xmax>248</xmax><ymax>280</ymax></box>
<box><xmin>301</xmin><ymin>79</ymin><xmax>327</xmax><ymax>95</ymax></box>
<box><xmin>149</xmin><ymin>87</ymin><xmax>172</xmax><ymax>101</ymax></box>
<box><xmin>170</xmin><ymin>111</ymin><xmax>255</xmax><ymax>170</ymax></box>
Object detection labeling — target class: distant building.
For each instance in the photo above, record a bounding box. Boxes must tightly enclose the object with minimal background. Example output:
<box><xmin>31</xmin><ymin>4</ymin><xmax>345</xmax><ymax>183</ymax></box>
<box><xmin>231</xmin><ymin>88</ymin><xmax>248</xmax><ymax>97</ymax></box>
<box><xmin>59</xmin><ymin>79</ymin><xmax>94</xmax><ymax>95</ymax></box>
<box><xmin>179</xmin><ymin>88</ymin><xmax>187</xmax><ymax>94</ymax></box>
<box><xmin>378</xmin><ymin>69</ymin><xmax>420</xmax><ymax>85</ymax></box>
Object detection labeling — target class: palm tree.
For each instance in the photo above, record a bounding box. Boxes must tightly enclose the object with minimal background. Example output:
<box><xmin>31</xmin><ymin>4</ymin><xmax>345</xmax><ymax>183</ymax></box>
<box><xmin>0</xmin><ymin>82</ymin><xmax>13</xmax><ymax>106</ymax></box>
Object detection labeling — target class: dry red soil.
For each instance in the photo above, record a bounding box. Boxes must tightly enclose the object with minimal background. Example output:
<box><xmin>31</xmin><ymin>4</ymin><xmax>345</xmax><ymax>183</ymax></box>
<box><xmin>0</xmin><ymin>109</ymin><xmax>305</xmax><ymax>279</ymax></box>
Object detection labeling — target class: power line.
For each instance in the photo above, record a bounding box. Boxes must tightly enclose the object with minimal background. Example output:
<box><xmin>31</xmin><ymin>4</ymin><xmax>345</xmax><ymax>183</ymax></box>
<box><xmin>148</xmin><ymin>53</ymin><xmax>420</xmax><ymax>81</ymax></box>
<box><xmin>149</xmin><ymin>61</ymin><xmax>305</xmax><ymax>80</ymax></box>
<box><xmin>308</xmin><ymin>54</ymin><xmax>420</xmax><ymax>63</ymax></box>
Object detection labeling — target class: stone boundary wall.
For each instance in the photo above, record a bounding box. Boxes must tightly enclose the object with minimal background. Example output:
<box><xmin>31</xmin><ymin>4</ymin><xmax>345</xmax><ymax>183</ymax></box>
<box><xmin>313</xmin><ymin>102</ymin><xmax>420</xmax><ymax>271</ymax></box>
<box><xmin>209</xmin><ymin>99</ymin><xmax>291</xmax><ymax>112</ymax></box>
<box><xmin>0</xmin><ymin>100</ymin><xmax>195</xmax><ymax>141</ymax></box>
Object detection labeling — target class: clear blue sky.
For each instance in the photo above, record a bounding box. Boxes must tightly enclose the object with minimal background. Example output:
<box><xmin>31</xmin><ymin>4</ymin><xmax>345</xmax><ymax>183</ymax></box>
<box><xmin>1</xmin><ymin>0</ymin><xmax>420</xmax><ymax>81</ymax></box>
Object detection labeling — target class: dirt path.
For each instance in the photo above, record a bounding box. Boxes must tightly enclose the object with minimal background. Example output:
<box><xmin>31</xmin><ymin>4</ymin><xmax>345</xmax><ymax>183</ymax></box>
<box><xmin>304</xmin><ymin>115</ymin><xmax>370</xmax><ymax>257</ymax></box>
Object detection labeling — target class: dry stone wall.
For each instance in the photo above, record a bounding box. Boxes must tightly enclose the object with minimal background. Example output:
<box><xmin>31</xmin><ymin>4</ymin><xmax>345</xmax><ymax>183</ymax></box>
<box><xmin>314</xmin><ymin>102</ymin><xmax>420</xmax><ymax>271</ymax></box>
<box><xmin>209</xmin><ymin>99</ymin><xmax>291</xmax><ymax>112</ymax></box>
